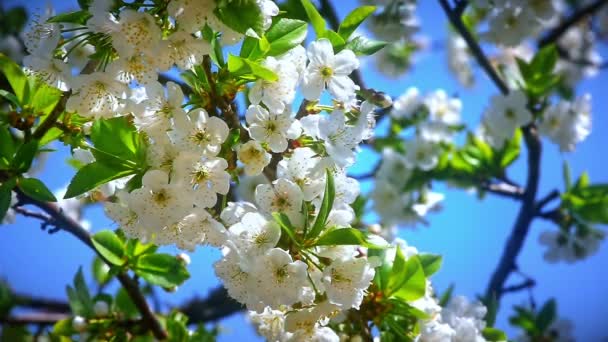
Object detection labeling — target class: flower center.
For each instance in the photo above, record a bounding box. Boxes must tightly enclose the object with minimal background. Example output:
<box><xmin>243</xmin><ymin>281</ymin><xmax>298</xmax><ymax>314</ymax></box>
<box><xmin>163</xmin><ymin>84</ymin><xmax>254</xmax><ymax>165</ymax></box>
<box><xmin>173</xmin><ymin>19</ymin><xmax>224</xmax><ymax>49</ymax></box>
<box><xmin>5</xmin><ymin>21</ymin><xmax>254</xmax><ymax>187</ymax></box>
<box><xmin>320</xmin><ymin>66</ymin><xmax>334</xmax><ymax>78</ymax></box>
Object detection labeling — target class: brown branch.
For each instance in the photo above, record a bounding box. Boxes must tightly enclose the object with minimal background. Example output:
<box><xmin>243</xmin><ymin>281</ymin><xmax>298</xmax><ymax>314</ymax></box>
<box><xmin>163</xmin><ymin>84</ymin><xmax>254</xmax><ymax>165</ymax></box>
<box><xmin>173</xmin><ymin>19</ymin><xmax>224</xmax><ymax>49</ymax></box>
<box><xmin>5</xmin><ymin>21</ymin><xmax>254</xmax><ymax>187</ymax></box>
<box><xmin>539</xmin><ymin>0</ymin><xmax>608</xmax><ymax>48</ymax></box>
<box><xmin>14</xmin><ymin>190</ymin><xmax>168</xmax><ymax>340</ymax></box>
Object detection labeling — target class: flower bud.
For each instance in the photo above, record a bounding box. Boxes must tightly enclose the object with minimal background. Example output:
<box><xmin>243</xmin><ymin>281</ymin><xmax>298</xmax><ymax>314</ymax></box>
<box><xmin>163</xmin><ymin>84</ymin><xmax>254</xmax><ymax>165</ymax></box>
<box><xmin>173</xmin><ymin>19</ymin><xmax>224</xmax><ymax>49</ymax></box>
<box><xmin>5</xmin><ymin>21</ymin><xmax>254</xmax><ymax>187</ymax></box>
<box><xmin>72</xmin><ymin>316</ymin><xmax>87</xmax><ymax>332</ymax></box>
<box><xmin>177</xmin><ymin>253</ymin><xmax>191</xmax><ymax>265</ymax></box>
<box><xmin>94</xmin><ymin>300</ymin><xmax>109</xmax><ymax>316</ymax></box>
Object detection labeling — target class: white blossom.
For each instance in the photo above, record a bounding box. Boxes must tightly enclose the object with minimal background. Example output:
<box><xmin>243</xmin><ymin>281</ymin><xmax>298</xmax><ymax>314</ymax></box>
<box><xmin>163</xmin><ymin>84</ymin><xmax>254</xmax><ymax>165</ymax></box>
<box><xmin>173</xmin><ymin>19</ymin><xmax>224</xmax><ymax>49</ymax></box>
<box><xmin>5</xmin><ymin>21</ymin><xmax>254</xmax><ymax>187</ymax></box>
<box><xmin>302</xmin><ymin>39</ymin><xmax>359</xmax><ymax>101</ymax></box>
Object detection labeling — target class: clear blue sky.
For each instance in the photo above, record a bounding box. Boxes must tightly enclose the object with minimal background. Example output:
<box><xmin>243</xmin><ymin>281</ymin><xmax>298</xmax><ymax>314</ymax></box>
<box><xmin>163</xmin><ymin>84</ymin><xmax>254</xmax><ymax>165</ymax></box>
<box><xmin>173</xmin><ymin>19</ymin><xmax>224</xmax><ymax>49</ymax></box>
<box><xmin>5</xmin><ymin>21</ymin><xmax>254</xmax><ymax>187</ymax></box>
<box><xmin>2</xmin><ymin>1</ymin><xmax>607</xmax><ymax>340</ymax></box>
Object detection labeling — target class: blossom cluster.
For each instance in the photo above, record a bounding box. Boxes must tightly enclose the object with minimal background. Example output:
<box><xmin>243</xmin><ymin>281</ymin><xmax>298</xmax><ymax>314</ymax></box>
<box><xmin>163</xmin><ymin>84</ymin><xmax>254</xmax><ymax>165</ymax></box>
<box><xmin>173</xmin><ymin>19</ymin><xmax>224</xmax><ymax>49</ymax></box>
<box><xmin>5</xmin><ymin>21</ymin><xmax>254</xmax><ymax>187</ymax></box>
<box><xmin>368</xmin><ymin>88</ymin><xmax>462</xmax><ymax>231</ymax></box>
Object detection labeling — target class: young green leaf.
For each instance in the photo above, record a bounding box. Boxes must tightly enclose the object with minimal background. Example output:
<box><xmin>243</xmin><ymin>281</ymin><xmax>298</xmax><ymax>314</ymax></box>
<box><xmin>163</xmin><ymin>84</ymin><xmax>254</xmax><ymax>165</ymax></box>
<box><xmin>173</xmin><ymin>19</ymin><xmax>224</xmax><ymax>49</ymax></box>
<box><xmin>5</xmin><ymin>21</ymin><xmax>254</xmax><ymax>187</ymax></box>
<box><xmin>535</xmin><ymin>298</ymin><xmax>557</xmax><ymax>332</ymax></box>
<box><xmin>0</xmin><ymin>186</ymin><xmax>12</xmax><ymax>223</ymax></box>
<box><xmin>272</xmin><ymin>212</ymin><xmax>299</xmax><ymax>246</ymax></box>
<box><xmin>417</xmin><ymin>253</ymin><xmax>442</xmax><ymax>277</ymax></box>
<box><xmin>306</xmin><ymin>169</ymin><xmax>335</xmax><ymax>239</ymax></box>
<box><xmin>300</xmin><ymin>0</ymin><xmax>326</xmax><ymax>36</ymax></box>
<box><xmin>47</xmin><ymin>10</ymin><xmax>92</xmax><ymax>25</ymax></box>
<box><xmin>66</xmin><ymin>267</ymin><xmax>94</xmax><ymax>317</ymax></box>
<box><xmin>438</xmin><ymin>284</ymin><xmax>454</xmax><ymax>307</ymax></box>
<box><xmin>115</xmin><ymin>287</ymin><xmax>139</xmax><ymax>318</ymax></box>
<box><xmin>344</xmin><ymin>36</ymin><xmax>387</xmax><ymax>56</ymax></box>
<box><xmin>31</xmin><ymin>82</ymin><xmax>62</xmax><ymax>116</ymax></box>
<box><xmin>227</xmin><ymin>54</ymin><xmax>278</xmax><ymax>81</ymax></box>
<box><xmin>266</xmin><ymin>18</ymin><xmax>308</xmax><ymax>56</ymax></box>
<box><xmin>338</xmin><ymin>6</ymin><xmax>376</xmax><ymax>40</ymax></box>
<box><xmin>64</xmin><ymin>162</ymin><xmax>135</xmax><ymax>199</ymax></box>
<box><xmin>10</xmin><ymin>140</ymin><xmax>38</xmax><ymax>172</ymax></box>
<box><xmin>389</xmin><ymin>254</ymin><xmax>426</xmax><ymax>301</ymax></box>
<box><xmin>92</xmin><ymin>257</ymin><xmax>112</xmax><ymax>285</ymax></box>
<box><xmin>214</xmin><ymin>0</ymin><xmax>264</xmax><ymax>35</ymax></box>
<box><xmin>314</xmin><ymin>227</ymin><xmax>385</xmax><ymax>248</ymax></box>
<box><xmin>17</xmin><ymin>177</ymin><xmax>57</xmax><ymax>202</ymax></box>
<box><xmin>134</xmin><ymin>254</ymin><xmax>190</xmax><ymax>288</ymax></box>
<box><xmin>320</xmin><ymin>30</ymin><xmax>346</xmax><ymax>51</ymax></box>
<box><xmin>91</xmin><ymin>230</ymin><xmax>126</xmax><ymax>266</ymax></box>
<box><xmin>90</xmin><ymin>116</ymin><xmax>144</xmax><ymax>163</ymax></box>
<box><xmin>482</xmin><ymin>327</ymin><xmax>508</xmax><ymax>341</ymax></box>
<box><xmin>0</xmin><ymin>53</ymin><xmax>30</xmax><ymax>104</ymax></box>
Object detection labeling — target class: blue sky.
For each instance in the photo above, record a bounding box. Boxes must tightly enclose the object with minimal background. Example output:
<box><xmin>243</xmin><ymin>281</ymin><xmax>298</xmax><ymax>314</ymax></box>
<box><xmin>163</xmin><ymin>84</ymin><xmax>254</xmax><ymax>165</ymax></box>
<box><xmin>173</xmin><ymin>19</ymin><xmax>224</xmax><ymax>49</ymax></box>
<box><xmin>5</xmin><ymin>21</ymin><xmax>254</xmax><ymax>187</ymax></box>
<box><xmin>2</xmin><ymin>0</ymin><xmax>607</xmax><ymax>340</ymax></box>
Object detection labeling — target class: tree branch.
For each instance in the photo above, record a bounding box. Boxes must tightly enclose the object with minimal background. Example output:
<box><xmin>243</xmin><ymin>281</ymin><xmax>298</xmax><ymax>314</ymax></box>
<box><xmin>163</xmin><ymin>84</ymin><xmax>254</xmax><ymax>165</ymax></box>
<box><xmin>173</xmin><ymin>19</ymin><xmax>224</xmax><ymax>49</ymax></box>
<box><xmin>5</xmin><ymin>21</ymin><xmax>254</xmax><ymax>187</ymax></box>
<box><xmin>539</xmin><ymin>0</ymin><xmax>608</xmax><ymax>48</ymax></box>
<box><xmin>439</xmin><ymin>0</ymin><xmax>509</xmax><ymax>95</ymax></box>
<box><xmin>0</xmin><ymin>313</ymin><xmax>69</xmax><ymax>326</ymax></box>
<box><xmin>439</xmin><ymin>0</ymin><xmax>544</xmax><ymax>307</ymax></box>
<box><xmin>181</xmin><ymin>287</ymin><xmax>243</xmax><ymax>324</ymax></box>
<box><xmin>14</xmin><ymin>293</ymin><xmax>71</xmax><ymax>313</ymax></box>
<box><xmin>14</xmin><ymin>190</ymin><xmax>168</xmax><ymax>340</ymax></box>
<box><xmin>485</xmin><ymin>125</ymin><xmax>541</xmax><ymax>301</ymax></box>
<box><xmin>501</xmin><ymin>278</ymin><xmax>535</xmax><ymax>294</ymax></box>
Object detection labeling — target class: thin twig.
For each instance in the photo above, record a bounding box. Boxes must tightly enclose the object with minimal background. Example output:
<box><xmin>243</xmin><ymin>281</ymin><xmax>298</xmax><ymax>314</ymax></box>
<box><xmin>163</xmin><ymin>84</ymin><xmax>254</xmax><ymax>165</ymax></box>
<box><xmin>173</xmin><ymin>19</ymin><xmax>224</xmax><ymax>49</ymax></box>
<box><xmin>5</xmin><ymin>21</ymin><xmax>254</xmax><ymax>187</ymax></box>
<box><xmin>14</xmin><ymin>190</ymin><xmax>168</xmax><ymax>340</ymax></box>
<box><xmin>534</xmin><ymin>189</ymin><xmax>560</xmax><ymax>212</ymax></box>
<box><xmin>501</xmin><ymin>279</ymin><xmax>535</xmax><ymax>294</ymax></box>
<box><xmin>539</xmin><ymin>0</ymin><xmax>608</xmax><ymax>48</ymax></box>
<box><xmin>439</xmin><ymin>0</ymin><xmax>509</xmax><ymax>95</ymax></box>
<box><xmin>14</xmin><ymin>293</ymin><xmax>71</xmax><ymax>313</ymax></box>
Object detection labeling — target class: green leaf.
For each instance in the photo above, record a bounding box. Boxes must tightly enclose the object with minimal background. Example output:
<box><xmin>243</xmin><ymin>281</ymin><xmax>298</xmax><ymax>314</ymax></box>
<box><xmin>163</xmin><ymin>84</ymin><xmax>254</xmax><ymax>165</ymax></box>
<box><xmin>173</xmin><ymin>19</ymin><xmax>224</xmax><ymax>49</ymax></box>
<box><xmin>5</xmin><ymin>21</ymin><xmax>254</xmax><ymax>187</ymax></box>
<box><xmin>227</xmin><ymin>54</ymin><xmax>278</xmax><ymax>81</ymax></box>
<box><xmin>64</xmin><ymin>161</ymin><xmax>135</xmax><ymax>199</ymax></box>
<box><xmin>31</xmin><ymin>82</ymin><xmax>62</xmax><ymax>116</ymax></box>
<box><xmin>482</xmin><ymin>327</ymin><xmax>508</xmax><ymax>341</ymax></box>
<box><xmin>417</xmin><ymin>254</ymin><xmax>442</xmax><ymax>277</ymax></box>
<box><xmin>266</xmin><ymin>19</ymin><xmax>308</xmax><ymax>56</ymax></box>
<box><xmin>389</xmin><ymin>252</ymin><xmax>426</xmax><ymax>301</ymax></box>
<box><xmin>10</xmin><ymin>140</ymin><xmax>38</xmax><ymax>173</ymax></box>
<box><xmin>134</xmin><ymin>253</ymin><xmax>190</xmax><ymax>288</ymax></box>
<box><xmin>214</xmin><ymin>0</ymin><xmax>264</xmax><ymax>35</ymax></box>
<box><xmin>301</xmin><ymin>0</ymin><xmax>326</xmax><ymax>36</ymax></box>
<box><xmin>115</xmin><ymin>288</ymin><xmax>138</xmax><ymax>319</ymax></box>
<box><xmin>47</xmin><ymin>10</ymin><xmax>92</xmax><ymax>25</ymax></box>
<box><xmin>344</xmin><ymin>36</ymin><xmax>387</xmax><ymax>56</ymax></box>
<box><xmin>18</xmin><ymin>177</ymin><xmax>57</xmax><ymax>202</ymax></box>
<box><xmin>52</xmin><ymin>318</ymin><xmax>76</xmax><ymax>336</ymax></box>
<box><xmin>0</xmin><ymin>53</ymin><xmax>30</xmax><ymax>104</ymax></box>
<box><xmin>535</xmin><ymin>299</ymin><xmax>556</xmax><ymax>332</ymax></box>
<box><xmin>0</xmin><ymin>126</ymin><xmax>17</xmax><ymax>168</ymax></box>
<box><xmin>307</xmin><ymin>169</ymin><xmax>335</xmax><ymax>239</ymax></box>
<box><xmin>92</xmin><ymin>257</ymin><xmax>112</xmax><ymax>285</ymax></box>
<box><xmin>272</xmin><ymin>212</ymin><xmax>299</xmax><ymax>246</ymax></box>
<box><xmin>320</xmin><ymin>30</ymin><xmax>346</xmax><ymax>51</ymax></box>
<box><xmin>90</xmin><ymin>116</ymin><xmax>143</xmax><ymax>163</ymax></box>
<box><xmin>91</xmin><ymin>230</ymin><xmax>126</xmax><ymax>266</ymax></box>
<box><xmin>338</xmin><ymin>6</ymin><xmax>376</xmax><ymax>40</ymax></box>
<box><xmin>438</xmin><ymin>284</ymin><xmax>454</xmax><ymax>307</ymax></box>
<box><xmin>0</xmin><ymin>184</ymin><xmax>13</xmax><ymax>222</ymax></box>
<box><xmin>66</xmin><ymin>267</ymin><xmax>94</xmax><ymax>317</ymax></box>
<box><xmin>0</xmin><ymin>89</ymin><xmax>20</xmax><ymax>108</ymax></box>
<box><xmin>314</xmin><ymin>228</ymin><xmax>384</xmax><ymax>248</ymax></box>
